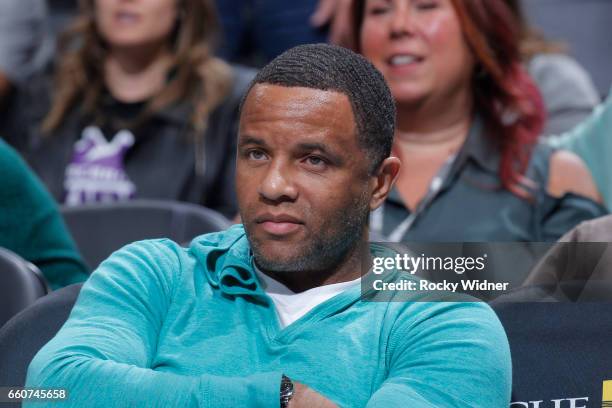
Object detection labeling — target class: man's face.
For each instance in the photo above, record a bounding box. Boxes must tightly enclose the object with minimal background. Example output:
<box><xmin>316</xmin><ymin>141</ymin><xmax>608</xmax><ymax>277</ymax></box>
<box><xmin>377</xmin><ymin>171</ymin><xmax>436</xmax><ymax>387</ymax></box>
<box><xmin>237</xmin><ymin>84</ymin><xmax>373</xmax><ymax>274</ymax></box>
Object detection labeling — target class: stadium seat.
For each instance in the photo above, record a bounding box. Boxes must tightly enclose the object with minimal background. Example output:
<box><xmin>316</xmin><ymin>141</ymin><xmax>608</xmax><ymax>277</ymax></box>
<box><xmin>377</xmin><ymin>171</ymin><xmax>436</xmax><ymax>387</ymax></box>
<box><xmin>524</xmin><ymin>0</ymin><xmax>612</xmax><ymax>97</ymax></box>
<box><xmin>60</xmin><ymin>200</ymin><xmax>232</xmax><ymax>269</ymax></box>
<box><xmin>0</xmin><ymin>248</ymin><xmax>49</xmax><ymax>328</ymax></box>
<box><xmin>0</xmin><ymin>284</ymin><xmax>81</xmax><ymax>405</ymax></box>
<box><xmin>492</xmin><ymin>284</ymin><xmax>612</xmax><ymax>406</ymax></box>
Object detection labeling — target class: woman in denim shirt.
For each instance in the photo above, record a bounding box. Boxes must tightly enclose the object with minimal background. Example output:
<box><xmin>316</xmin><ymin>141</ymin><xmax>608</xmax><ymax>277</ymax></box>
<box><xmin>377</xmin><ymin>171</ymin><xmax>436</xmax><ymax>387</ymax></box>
<box><xmin>350</xmin><ymin>0</ymin><xmax>605</xmax><ymax>242</ymax></box>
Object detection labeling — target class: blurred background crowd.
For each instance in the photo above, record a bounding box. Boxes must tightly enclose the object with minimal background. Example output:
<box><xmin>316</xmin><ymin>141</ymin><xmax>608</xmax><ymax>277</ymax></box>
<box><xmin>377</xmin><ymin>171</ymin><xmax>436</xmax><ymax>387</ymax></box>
<box><xmin>0</xmin><ymin>0</ymin><xmax>611</xmax><ymax>290</ymax></box>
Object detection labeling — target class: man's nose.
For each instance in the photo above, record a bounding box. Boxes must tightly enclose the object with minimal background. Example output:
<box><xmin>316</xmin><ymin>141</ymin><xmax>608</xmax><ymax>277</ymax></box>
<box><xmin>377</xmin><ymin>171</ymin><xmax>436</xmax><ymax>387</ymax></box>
<box><xmin>257</xmin><ymin>161</ymin><xmax>298</xmax><ymax>203</ymax></box>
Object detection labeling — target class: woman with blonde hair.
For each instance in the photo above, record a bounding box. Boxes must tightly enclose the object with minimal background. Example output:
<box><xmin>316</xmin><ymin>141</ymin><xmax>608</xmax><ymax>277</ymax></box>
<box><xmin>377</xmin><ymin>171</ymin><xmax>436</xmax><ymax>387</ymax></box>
<box><xmin>3</xmin><ymin>0</ymin><xmax>253</xmax><ymax>217</ymax></box>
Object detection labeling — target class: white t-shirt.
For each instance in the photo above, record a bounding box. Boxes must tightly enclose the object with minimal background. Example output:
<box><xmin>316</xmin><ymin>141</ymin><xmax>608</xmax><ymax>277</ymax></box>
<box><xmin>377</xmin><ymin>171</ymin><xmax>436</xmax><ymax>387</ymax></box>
<box><xmin>254</xmin><ymin>267</ymin><xmax>361</xmax><ymax>329</ymax></box>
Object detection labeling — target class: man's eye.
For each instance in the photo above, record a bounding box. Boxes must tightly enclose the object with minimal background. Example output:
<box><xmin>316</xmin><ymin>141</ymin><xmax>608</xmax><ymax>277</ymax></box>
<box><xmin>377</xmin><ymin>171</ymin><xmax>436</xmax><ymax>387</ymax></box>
<box><xmin>304</xmin><ymin>156</ymin><xmax>327</xmax><ymax>167</ymax></box>
<box><xmin>248</xmin><ymin>150</ymin><xmax>267</xmax><ymax>160</ymax></box>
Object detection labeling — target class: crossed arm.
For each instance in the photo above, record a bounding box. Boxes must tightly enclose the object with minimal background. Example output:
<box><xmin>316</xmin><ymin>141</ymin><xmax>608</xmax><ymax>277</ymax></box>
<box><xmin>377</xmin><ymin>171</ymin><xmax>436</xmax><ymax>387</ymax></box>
<box><xmin>26</xmin><ymin>241</ymin><xmax>281</xmax><ymax>407</ymax></box>
<box><xmin>26</xmin><ymin>240</ymin><xmax>510</xmax><ymax>407</ymax></box>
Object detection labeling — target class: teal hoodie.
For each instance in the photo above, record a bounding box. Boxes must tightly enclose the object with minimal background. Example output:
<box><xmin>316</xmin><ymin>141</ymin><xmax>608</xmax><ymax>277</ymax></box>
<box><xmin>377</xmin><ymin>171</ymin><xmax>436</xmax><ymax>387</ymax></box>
<box><xmin>26</xmin><ymin>225</ymin><xmax>511</xmax><ymax>407</ymax></box>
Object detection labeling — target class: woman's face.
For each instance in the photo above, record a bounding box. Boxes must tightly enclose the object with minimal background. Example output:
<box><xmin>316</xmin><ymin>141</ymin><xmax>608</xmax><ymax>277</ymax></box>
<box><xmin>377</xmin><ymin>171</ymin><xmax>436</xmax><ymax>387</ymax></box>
<box><xmin>360</xmin><ymin>0</ymin><xmax>475</xmax><ymax>105</ymax></box>
<box><xmin>95</xmin><ymin>0</ymin><xmax>179</xmax><ymax>49</ymax></box>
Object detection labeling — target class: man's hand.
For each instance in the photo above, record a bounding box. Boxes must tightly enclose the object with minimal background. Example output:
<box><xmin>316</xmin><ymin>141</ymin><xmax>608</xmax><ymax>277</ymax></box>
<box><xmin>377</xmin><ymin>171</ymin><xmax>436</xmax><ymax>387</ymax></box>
<box><xmin>288</xmin><ymin>381</ymin><xmax>339</xmax><ymax>408</ymax></box>
<box><xmin>310</xmin><ymin>0</ymin><xmax>353</xmax><ymax>47</ymax></box>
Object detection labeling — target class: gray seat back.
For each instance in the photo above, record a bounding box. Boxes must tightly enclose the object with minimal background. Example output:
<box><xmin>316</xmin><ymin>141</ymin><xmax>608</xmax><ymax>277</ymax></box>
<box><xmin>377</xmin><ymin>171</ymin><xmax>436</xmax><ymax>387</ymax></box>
<box><xmin>0</xmin><ymin>283</ymin><xmax>81</xmax><ymax>407</ymax></box>
<box><xmin>61</xmin><ymin>200</ymin><xmax>231</xmax><ymax>269</ymax></box>
<box><xmin>0</xmin><ymin>248</ymin><xmax>49</xmax><ymax>328</ymax></box>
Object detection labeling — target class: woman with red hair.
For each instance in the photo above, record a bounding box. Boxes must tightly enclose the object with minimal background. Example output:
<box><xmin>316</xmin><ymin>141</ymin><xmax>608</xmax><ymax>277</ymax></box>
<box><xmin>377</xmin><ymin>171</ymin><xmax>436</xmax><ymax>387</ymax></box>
<box><xmin>352</xmin><ymin>0</ymin><xmax>605</xmax><ymax>241</ymax></box>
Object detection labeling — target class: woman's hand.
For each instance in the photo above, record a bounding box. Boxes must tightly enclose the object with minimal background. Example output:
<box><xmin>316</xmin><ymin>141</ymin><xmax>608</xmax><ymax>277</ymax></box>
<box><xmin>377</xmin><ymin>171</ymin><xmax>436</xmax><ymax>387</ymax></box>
<box><xmin>310</xmin><ymin>0</ymin><xmax>353</xmax><ymax>47</ymax></box>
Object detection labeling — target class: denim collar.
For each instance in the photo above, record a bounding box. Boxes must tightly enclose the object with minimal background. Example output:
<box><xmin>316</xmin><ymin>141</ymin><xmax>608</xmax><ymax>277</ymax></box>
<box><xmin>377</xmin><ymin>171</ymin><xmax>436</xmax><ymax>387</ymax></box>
<box><xmin>387</xmin><ymin>116</ymin><xmax>501</xmax><ymax>206</ymax></box>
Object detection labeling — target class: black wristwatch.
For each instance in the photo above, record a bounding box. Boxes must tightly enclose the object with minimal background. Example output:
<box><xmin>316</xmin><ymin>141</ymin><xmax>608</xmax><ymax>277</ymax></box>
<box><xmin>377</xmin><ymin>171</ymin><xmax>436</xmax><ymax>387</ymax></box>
<box><xmin>280</xmin><ymin>374</ymin><xmax>294</xmax><ymax>408</ymax></box>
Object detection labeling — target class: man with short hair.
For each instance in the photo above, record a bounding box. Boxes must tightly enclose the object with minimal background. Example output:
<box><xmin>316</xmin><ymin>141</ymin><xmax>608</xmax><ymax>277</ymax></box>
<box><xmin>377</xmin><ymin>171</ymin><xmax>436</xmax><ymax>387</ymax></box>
<box><xmin>26</xmin><ymin>44</ymin><xmax>511</xmax><ymax>407</ymax></box>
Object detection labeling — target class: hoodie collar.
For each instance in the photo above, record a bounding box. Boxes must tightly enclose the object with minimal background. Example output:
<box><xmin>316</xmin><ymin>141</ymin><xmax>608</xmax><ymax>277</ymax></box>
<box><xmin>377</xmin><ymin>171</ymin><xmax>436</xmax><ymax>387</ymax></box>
<box><xmin>190</xmin><ymin>224</ymin><xmax>265</xmax><ymax>299</ymax></box>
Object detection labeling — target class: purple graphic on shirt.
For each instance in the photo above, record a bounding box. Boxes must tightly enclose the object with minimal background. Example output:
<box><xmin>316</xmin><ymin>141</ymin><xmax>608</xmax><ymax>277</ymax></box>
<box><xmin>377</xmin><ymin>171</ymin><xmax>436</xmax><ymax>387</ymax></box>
<box><xmin>64</xmin><ymin>126</ymin><xmax>137</xmax><ymax>206</ymax></box>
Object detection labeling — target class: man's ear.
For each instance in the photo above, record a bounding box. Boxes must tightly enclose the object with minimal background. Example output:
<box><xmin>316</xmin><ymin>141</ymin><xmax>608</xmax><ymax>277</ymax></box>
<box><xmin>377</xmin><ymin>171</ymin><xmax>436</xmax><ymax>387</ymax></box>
<box><xmin>369</xmin><ymin>156</ymin><xmax>401</xmax><ymax>211</ymax></box>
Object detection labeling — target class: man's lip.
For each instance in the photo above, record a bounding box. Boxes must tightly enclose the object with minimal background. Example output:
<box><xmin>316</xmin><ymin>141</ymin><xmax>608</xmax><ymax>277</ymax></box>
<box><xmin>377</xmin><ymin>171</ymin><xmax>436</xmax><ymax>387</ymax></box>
<box><xmin>254</xmin><ymin>214</ymin><xmax>304</xmax><ymax>236</ymax></box>
<box><xmin>259</xmin><ymin>221</ymin><xmax>302</xmax><ymax>235</ymax></box>
<box><xmin>254</xmin><ymin>214</ymin><xmax>303</xmax><ymax>224</ymax></box>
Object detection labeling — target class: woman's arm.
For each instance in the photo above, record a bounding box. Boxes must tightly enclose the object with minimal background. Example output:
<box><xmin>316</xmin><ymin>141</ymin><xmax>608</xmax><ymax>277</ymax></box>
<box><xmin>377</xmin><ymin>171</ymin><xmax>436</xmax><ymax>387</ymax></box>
<box><xmin>547</xmin><ymin>149</ymin><xmax>602</xmax><ymax>203</ymax></box>
<box><xmin>548</xmin><ymin>87</ymin><xmax>612</xmax><ymax>208</ymax></box>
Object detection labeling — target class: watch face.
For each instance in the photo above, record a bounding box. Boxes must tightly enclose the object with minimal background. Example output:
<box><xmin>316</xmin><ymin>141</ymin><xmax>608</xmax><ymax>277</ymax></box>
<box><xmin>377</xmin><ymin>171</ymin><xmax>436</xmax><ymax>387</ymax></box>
<box><xmin>280</xmin><ymin>375</ymin><xmax>294</xmax><ymax>408</ymax></box>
